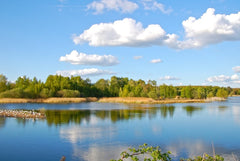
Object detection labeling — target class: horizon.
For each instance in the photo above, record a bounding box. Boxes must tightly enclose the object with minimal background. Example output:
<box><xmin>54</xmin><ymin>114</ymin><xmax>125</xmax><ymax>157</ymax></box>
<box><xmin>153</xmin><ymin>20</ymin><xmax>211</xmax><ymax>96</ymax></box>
<box><xmin>1</xmin><ymin>0</ymin><xmax>240</xmax><ymax>87</ymax></box>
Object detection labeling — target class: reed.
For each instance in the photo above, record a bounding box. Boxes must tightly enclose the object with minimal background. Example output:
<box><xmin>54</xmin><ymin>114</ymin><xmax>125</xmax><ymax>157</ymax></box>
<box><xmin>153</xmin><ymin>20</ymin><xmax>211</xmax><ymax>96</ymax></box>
<box><xmin>0</xmin><ymin>97</ymin><xmax>98</xmax><ymax>104</ymax></box>
<box><xmin>98</xmin><ymin>97</ymin><xmax>205</xmax><ymax>104</ymax></box>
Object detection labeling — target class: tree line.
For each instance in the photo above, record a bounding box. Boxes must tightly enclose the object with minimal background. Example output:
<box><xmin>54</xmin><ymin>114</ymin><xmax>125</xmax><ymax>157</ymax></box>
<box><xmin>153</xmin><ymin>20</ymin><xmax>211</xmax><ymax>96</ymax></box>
<box><xmin>0</xmin><ymin>74</ymin><xmax>239</xmax><ymax>99</ymax></box>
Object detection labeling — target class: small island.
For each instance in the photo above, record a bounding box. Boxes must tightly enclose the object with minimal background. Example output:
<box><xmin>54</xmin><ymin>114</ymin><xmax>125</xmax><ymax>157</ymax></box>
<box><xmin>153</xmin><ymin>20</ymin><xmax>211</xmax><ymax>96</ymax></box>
<box><xmin>0</xmin><ymin>109</ymin><xmax>46</xmax><ymax>119</ymax></box>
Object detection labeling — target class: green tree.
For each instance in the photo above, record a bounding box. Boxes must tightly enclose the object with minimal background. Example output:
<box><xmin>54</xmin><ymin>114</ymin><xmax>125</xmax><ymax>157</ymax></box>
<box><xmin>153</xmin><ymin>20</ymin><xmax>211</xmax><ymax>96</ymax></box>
<box><xmin>94</xmin><ymin>79</ymin><xmax>110</xmax><ymax>97</ymax></box>
<box><xmin>15</xmin><ymin>76</ymin><xmax>31</xmax><ymax>89</ymax></box>
<box><xmin>0</xmin><ymin>74</ymin><xmax>8</xmax><ymax>93</ymax></box>
<box><xmin>109</xmin><ymin>76</ymin><xmax>128</xmax><ymax>96</ymax></box>
<box><xmin>197</xmin><ymin>87</ymin><xmax>206</xmax><ymax>99</ymax></box>
<box><xmin>216</xmin><ymin>88</ymin><xmax>228</xmax><ymax>98</ymax></box>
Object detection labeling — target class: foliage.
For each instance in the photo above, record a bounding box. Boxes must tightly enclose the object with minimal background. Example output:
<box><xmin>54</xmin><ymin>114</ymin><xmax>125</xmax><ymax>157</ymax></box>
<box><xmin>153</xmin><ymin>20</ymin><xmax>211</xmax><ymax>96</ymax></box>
<box><xmin>0</xmin><ymin>88</ymin><xmax>25</xmax><ymax>98</ymax></box>
<box><xmin>56</xmin><ymin>89</ymin><xmax>80</xmax><ymax>97</ymax></box>
<box><xmin>216</xmin><ymin>88</ymin><xmax>228</xmax><ymax>98</ymax></box>
<box><xmin>111</xmin><ymin>144</ymin><xmax>225</xmax><ymax>161</ymax></box>
<box><xmin>0</xmin><ymin>74</ymin><xmax>8</xmax><ymax>93</ymax></box>
<box><xmin>181</xmin><ymin>153</ymin><xmax>224</xmax><ymax>161</ymax></box>
<box><xmin>0</xmin><ymin>74</ymin><xmax>239</xmax><ymax>99</ymax></box>
<box><xmin>110</xmin><ymin>144</ymin><xmax>171</xmax><ymax>161</ymax></box>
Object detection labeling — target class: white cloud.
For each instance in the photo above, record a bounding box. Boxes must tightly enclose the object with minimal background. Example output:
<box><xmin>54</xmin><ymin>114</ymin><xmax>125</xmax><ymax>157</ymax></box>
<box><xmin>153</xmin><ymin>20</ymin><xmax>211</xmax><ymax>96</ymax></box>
<box><xmin>160</xmin><ymin>76</ymin><xmax>180</xmax><ymax>81</ymax></box>
<box><xmin>142</xmin><ymin>0</ymin><xmax>172</xmax><ymax>14</ymax></box>
<box><xmin>231</xmin><ymin>74</ymin><xmax>239</xmax><ymax>80</ymax></box>
<box><xmin>233</xmin><ymin>66</ymin><xmax>240</xmax><ymax>73</ymax></box>
<box><xmin>180</xmin><ymin>8</ymin><xmax>240</xmax><ymax>49</ymax></box>
<box><xmin>207</xmin><ymin>74</ymin><xmax>240</xmax><ymax>84</ymax></box>
<box><xmin>73</xmin><ymin>8</ymin><xmax>240</xmax><ymax>49</ymax></box>
<box><xmin>87</xmin><ymin>0</ymin><xmax>138</xmax><ymax>14</ymax></box>
<box><xmin>56</xmin><ymin>68</ymin><xmax>115</xmax><ymax>77</ymax></box>
<box><xmin>207</xmin><ymin>75</ymin><xmax>231</xmax><ymax>82</ymax></box>
<box><xmin>59</xmin><ymin>50</ymin><xmax>119</xmax><ymax>66</ymax></box>
<box><xmin>73</xmin><ymin>18</ymin><xmax>178</xmax><ymax>47</ymax></box>
<box><xmin>133</xmin><ymin>56</ymin><xmax>143</xmax><ymax>60</ymax></box>
<box><xmin>150</xmin><ymin>59</ymin><xmax>162</xmax><ymax>63</ymax></box>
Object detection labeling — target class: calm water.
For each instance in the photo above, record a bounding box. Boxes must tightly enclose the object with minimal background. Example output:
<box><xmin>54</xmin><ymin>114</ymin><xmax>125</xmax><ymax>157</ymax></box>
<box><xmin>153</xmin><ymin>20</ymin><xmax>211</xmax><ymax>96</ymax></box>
<box><xmin>1</xmin><ymin>97</ymin><xmax>240</xmax><ymax>161</ymax></box>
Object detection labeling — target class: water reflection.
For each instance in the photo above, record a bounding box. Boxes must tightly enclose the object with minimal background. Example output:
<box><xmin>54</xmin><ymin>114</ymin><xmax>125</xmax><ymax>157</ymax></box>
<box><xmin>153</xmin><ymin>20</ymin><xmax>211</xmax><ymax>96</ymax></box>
<box><xmin>218</xmin><ymin>106</ymin><xmax>228</xmax><ymax>112</ymax></box>
<box><xmin>60</xmin><ymin>124</ymin><xmax>117</xmax><ymax>144</ymax></box>
<box><xmin>232</xmin><ymin>106</ymin><xmax>240</xmax><ymax>125</ymax></box>
<box><xmin>45</xmin><ymin>105</ymin><xmax>175</xmax><ymax>126</ymax></box>
<box><xmin>167</xmin><ymin>140</ymin><xmax>240</xmax><ymax>160</ymax></box>
<box><xmin>159</xmin><ymin>105</ymin><xmax>175</xmax><ymax>118</ymax></box>
<box><xmin>182</xmin><ymin>106</ymin><xmax>203</xmax><ymax>117</ymax></box>
<box><xmin>70</xmin><ymin>144</ymin><xmax>127</xmax><ymax>161</ymax></box>
<box><xmin>0</xmin><ymin>117</ymin><xmax>6</xmax><ymax>128</ymax></box>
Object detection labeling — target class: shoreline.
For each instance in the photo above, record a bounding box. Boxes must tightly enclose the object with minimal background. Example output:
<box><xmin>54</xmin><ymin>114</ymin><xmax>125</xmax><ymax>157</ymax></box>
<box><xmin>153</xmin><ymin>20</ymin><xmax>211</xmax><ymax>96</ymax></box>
<box><xmin>0</xmin><ymin>97</ymin><xmax>98</xmax><ymax>104</ymax></box>
<box><xmin>0</xmin><ymin>96</ymin><xmax>228</xmax><ymax>104</ymax></box>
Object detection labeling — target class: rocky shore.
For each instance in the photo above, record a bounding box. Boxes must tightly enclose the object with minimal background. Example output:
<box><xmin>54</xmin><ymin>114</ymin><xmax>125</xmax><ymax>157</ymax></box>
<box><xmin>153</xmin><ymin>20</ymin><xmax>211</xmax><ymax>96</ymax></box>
<box><xmin>0</xmin><ymin>109</ymin><xmax>46</xmax><ymax>119</ymax></box>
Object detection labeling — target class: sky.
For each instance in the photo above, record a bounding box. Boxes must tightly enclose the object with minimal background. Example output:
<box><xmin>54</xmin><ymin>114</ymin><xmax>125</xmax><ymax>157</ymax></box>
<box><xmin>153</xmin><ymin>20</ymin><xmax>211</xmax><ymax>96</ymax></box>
<box><xmin>1</xmin><ymin>0</ymin><xmax>240</xmax><ymax>87</ymax></box>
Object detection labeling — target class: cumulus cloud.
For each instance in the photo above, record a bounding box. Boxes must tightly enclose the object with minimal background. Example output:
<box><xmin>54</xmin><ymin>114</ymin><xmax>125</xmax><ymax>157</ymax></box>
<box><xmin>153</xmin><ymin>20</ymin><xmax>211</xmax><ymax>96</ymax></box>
<box><xmin>142</xmin><ymin>0</ymin><xmax>172</xmax><ymax>14</ymax></box>
<box><xmin>133</xmin><ymin>56</ymin><xmax>143</xmax><ymax>60</ymax></box>
<box><xmin>87</xmin><ymin>0</ymin><xmax>138</xmax><ymax>14</ymax></box>
<box><xmin>180</xmin><ymin>8</ymin><xmax>240</xmax><ymax>49</ymax></box>
<box><xmin>233</xmin><ymin>66</ymin><xmax>240</xmax><ymax>73</ymax></box>
<box><xmin>73</xmin><ymin>8</ymin><xmax>240</xmax><ymax>49</ymax></box>
<box><xmin>56</xmin><ymin>68</ymin><xmax>115</xmax><ymax>77</ymax></box>
<box><xmin>160</xmin><ymin>76</ymin><xmax>180</xmax><ymax>81</ymax></box>
<box><xmin>150</xmin><ymin>59</ymin><xmax>162</xmax><ymax>63</ymax></box>
<box><xmin>59</xmin><ymin>50</ymin><xmax>119</xmax><ymax>66</ymax></box>
<box><xmin>207</xmin><ymin>74</ymin><xmax>240</xmax><ymax>84</ymax></box>
<box><xmin>73</xmin><ymin>18</ymin><xmax>178</xmax><ymax>48</ymax></box>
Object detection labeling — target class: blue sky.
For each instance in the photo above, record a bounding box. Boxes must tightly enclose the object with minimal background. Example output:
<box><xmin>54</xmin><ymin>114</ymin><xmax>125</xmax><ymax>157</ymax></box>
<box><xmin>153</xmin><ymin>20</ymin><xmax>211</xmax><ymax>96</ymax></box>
<box><xmin>1</xmin><ymin>0</ymin><xmax>240</xmax><ymax>87</ymax></box>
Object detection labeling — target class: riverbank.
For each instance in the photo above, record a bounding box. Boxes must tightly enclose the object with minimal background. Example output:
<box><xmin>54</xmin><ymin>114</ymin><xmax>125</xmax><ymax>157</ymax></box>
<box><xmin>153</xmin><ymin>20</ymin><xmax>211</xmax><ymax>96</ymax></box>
<box><xmin>98</xmin><ymin>97</ymin><xmax>206</xmax><ymax>104</ymax></box>
<box><xmin>0</xmin><ymin>97</ymin><xmax>218</xmax><ymax>104</ymax></box>
<box><xmin>0</xmin><ymin>97</ymin><xmax>98</xmax><ymax>104</ymax></box>
<box><xmin>0</xmin><ymin>109</ymin><xmax>46</xmax><ymax>119</ymax></box>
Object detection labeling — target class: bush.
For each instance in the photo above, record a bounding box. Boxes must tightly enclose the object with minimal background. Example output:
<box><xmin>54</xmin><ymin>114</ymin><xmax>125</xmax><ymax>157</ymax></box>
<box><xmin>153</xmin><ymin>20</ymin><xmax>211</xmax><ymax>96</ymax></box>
<box><xmin>0</xmin><ymin>88</ymin><xmax>25</xmax><ymax>98</ymax></box>
<box><xmin>216</xmin><ymin>89</ymin><xmax>228</xmax><ymax>98</ymax></box>
<box><xmin>148</xmin><ymin>91</ymin><xmax>158</xmax><ymax>99</ymax></box>
<box><xmin>39</xmin><ymin>88</ymin><xmax>50</xmax><ymax>98</ymax></box>
<box><xmin>56</xmin><ymin>89</ymin><xmax>80</xmax><ymax>97</ymax></box>
<box><xmin>111</xmin><ymin>144</ymin><xmax>225</xmax><ymax>161</ymax></box>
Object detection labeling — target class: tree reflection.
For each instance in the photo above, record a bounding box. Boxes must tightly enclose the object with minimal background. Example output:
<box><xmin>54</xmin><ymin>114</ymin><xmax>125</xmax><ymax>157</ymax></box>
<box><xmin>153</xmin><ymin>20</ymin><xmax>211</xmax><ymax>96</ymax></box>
<box><xmin>218</xmin><ymin>106</ymin><xmax>228</xmax><ymax>112</ymax></box>
<box><xmin>44</xmin><ymin>105</ymin><xmax>176</xmax><ymax>126</ymax></box>
<box><xmin>183</xmin><ymin>106</ymin><xmax>202</xmax><ymax>117</ymax></box>
<box><xmin>159</xmin><ymin>105</ymin><xmax>175</xmax><ymax>118</ymax></box>
<box><xmin>0</xmin><ymin>117</ymin><xmax>6</xmax><ymax>128</ymax></box>
<box><xmin>45</xmin><ymin>110</ymin><xmax>91</xmax><ymax>126</ymax></box>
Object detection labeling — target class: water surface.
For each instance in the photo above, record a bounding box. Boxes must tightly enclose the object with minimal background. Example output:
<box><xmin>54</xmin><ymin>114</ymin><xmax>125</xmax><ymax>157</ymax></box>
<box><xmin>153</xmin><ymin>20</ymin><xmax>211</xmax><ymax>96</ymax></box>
<box><xmin>0</xmin><ymin>97</ymin><xmax>240</xmax><ymax>161</ymax></box>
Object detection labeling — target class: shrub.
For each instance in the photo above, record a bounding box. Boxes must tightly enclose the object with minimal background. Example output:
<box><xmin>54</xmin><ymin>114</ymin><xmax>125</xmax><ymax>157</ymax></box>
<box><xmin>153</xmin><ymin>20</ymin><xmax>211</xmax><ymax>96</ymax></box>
<box><xmin>56</xmin><ymin>89</ymin><xmax>80</xmax><ymax>97</ymax></box>
<box><xmin>111</xmin><ymin>144</ymin><xmax>225</xmax><ymax>161</ymax></box>
<box><xmin>0</xmin><ymin>88</ymin><xmax>25</xmax><ymax>98</ymax></box>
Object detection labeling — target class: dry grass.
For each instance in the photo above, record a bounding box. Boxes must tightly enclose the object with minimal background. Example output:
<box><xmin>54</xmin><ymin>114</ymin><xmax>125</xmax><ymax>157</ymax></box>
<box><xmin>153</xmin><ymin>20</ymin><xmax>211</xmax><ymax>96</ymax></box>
<box><xmin>98</xmin><ymin>97</ymin><xmax>205</xmax><ymax>104</ymax></box>
<box><xmin>0</xmin><ymin>97</ymin><xmax>210</xmax><ymax>104</ymax></box>
<box><xmin>0</xmin><ymin>97</ymin><xmax>98</xmax><ymax>104</ymax></box>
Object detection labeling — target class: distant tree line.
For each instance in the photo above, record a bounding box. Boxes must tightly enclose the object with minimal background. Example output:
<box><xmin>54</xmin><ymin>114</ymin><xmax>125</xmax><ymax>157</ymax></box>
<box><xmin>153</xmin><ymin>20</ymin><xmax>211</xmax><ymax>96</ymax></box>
<box><xmin>0</xmin><ymin>74</ymin><xmax>239</xmax><ymax>99</ymax></box>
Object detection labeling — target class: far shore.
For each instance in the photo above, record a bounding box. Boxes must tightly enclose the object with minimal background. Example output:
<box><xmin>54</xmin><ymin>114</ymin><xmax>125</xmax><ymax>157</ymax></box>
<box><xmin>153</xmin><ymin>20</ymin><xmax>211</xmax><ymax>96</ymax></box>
<box><xmin>0</xmin><ymin>96</ymin><xmax>228</xmax><ymax>104</ymax></box>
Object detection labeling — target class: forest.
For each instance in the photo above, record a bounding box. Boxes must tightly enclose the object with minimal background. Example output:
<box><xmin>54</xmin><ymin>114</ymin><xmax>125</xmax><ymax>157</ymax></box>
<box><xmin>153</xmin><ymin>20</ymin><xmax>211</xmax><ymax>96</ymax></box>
<box><xmin>0</xmin><ymin>74</ymin><xmax>239</xmax><ymax>99</ymax></box>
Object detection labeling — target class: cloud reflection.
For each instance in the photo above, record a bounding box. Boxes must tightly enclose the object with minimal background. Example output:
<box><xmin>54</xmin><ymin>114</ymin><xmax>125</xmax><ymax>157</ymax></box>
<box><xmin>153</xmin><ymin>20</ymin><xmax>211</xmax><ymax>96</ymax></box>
<box><xmin>60</xmin><ymin>117</ymin><xmax>117</xmax><ymax>144</ymax></box>
<box><xmin>232</xmin><ymin>106</ymin><xmax>240</xmax><ymax>125</ymax></box>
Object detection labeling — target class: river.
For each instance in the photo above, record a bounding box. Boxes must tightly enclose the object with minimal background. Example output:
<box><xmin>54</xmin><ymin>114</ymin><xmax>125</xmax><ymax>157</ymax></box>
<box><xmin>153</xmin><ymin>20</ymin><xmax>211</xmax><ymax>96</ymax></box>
<box><xmin>0</xmin><ymin>97</ymin><xmax>240</xmax><ymax>161</ymax></box>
